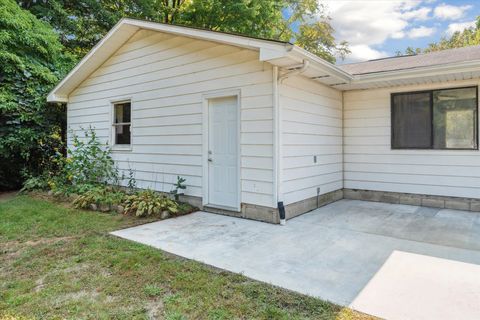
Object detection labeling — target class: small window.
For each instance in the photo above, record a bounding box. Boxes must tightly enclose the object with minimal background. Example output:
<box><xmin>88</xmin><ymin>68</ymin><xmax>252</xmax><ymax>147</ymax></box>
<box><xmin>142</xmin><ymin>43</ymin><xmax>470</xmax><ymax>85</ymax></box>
<box><xmin>392</xmin><ymin>87</ymin><xmax>478</xmax><ymax>150</ymax></box>
<box><xmin>113</xmin><ymin>101</ymin><xmax>131</xmax><ymax>145</ymax></box>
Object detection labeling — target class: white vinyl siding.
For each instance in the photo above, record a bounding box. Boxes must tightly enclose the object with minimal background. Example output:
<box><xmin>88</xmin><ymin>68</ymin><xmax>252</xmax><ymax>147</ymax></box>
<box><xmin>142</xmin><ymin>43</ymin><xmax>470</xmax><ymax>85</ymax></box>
<box><xmin>279</xmin><ymin>75</ymin><xmax>343</xmax><ymax>205</ymax></box>
<box><xmin>67</xmin><ymin>30</ymin><xmax>274</xmax><ymax>207</ymax></box>
<box><xmin>344</xmin><ymin>79</ymin><xmax>480</xmax><ymax>199</ymax></box>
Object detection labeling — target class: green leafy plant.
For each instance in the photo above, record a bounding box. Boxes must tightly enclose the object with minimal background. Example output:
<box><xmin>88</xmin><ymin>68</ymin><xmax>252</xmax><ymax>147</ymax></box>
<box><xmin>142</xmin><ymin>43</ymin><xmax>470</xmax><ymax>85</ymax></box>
<box><xmin>124</xmin><ymin>189</ymin><xmax>179</xmax><ymax>217</ymax></box>
<box><xmin>127</xmin><ymin>167</ymin><xmax>137</xmax><ymax>193</ymax></box>
<box><xmin>65</xmin><ymin>128</ymin><xmax>118</xmax><ymax>187</ymax></box>
<box><xmin>43</xmin><ymin>127</ymin><xmax>120</xmax><ymax>196</ymax></box>
<box><xmin>20</xmin><ymin>174</ymin><xmax>49</xmax><ymax>192</ymax></box>
<box><xmin>171</xmin><ymin>176</ymin><xmax>186</xmax><ymax>201</ymax></box>
<box><xmin>72</xmin><ymin>186</ymin><xmax>125</xmax><ymax>210</ymax></box>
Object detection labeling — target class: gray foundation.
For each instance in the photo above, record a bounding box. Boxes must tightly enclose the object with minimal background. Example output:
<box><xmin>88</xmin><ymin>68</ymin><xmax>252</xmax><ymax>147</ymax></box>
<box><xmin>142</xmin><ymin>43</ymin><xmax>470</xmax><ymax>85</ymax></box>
<box><xmin>284</xmin><ymin>189</ymin><xmax>344</xmax><ymax>220</ymax></box>
<box><xmin>180</xmin><ymin>190</ymin><xmax>344</xmax><ymax>224</ymax></box>
<box><xmin>204</xmin><ymin>203</ymin><xmax>278</xmax><ymax>224</ymax></box>
<box><xmin>181</xmin><ymin>188</ymin><xmax>480</xmax><ymax>224</ymax></box>
<box><xmin>343</xmin><ymin>188</ymin><xmax>480</xmax><ymax>212</ymax></box>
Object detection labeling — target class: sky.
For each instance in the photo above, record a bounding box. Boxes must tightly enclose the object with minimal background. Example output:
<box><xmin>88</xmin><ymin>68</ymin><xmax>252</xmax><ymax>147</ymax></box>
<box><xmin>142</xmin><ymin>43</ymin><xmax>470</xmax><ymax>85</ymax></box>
<box><xmin>321</xmin><ymin>0</ymin><xmax>479</xmax><ymax>64</ymax></box>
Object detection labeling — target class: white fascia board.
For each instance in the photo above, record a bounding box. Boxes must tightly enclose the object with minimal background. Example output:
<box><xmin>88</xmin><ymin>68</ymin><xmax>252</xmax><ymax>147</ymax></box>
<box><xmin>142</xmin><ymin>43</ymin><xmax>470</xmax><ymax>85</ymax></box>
<box><xmin>47</xmin><ymin>19</ymin><xmax>138</xmax><ymax>103</ymax></box>
<box><xmin>352</xmin><ymin>60</ymin><xmax>480</xmax><ymax>84</ymax></box>
<box><xmin>259</xmin><ymin>47</ymin><xmax>290</xmax><ymax>61</ymax></box>
<box><xmin>47</xmin><ymin>93</ymin><xmax>68</xmax><ymax>103</ymax></box>
<box><xmin>123</xmin><ymin>18</ymin><xmax>292</xmax><ymax>52</ymax></box>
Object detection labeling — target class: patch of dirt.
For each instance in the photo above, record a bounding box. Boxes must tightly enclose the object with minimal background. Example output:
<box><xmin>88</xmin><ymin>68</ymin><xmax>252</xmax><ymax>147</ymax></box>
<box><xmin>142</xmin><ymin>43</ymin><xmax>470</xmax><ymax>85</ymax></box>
<box><xmin>2</xmin><ymin>236</ymin><xmax>77</xmax><ymax>250</ymax></box>
<box><xmin>0</xmin><ymin>236</ymin><xmax>77</xmax><ymax>266</ymax></box>
<box><xmin>32</xmin><ymin>263</ymin><xmax>90</xmax><ymax>293</ymax></box>
<box><xmin>54</xmin><ymin>289</ymin><xmax>100</xmax><ymax>305</ymax></box>
<box><xmin>0</xmin><ymin>191</ymin><xmax>17</xmax><ymax>203</ymax></box>
<box><xmin>146</xmin><ymin>299</ymin><xmax>165</xmax><ymax>320</ymax></box>
<box><xmin>34</xmin><ymin>274</ymin><xmax>47</xmax><ymax>292</ymax></box>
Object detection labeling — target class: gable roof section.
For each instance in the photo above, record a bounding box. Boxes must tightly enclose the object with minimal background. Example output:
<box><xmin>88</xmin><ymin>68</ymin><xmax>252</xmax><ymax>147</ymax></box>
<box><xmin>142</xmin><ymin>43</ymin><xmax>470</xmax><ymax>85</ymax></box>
<box><xmin>47</xmin><ymin>18</ymin><xmax>352</xmax><ymax>102</ymax></box>
<box><xmin>48</xmin><ymin>18</ymin><xmax>480</xmax><ymax>101</ymax></box>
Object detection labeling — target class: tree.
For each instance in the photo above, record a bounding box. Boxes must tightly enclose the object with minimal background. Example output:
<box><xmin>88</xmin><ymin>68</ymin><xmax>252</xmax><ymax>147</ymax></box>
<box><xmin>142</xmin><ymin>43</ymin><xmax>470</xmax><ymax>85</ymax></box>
<box><xmin>0</xmin><ymin>0</ymin><xmax>74</xmax><ymax>190</ymax></box>
<box><xmin>20</xmin><ymin>0</ymin><xmax>348</xmax><ymax>62</ymax></box>
<box><xmin>423</xmin><ymin>18</ymin><xmax>480</xmax><ymax>53</ymax></box>
<box><xmin>398</xmin><ymin>16</ymin><xmax>480</xmax><ymax>55</ymax></box>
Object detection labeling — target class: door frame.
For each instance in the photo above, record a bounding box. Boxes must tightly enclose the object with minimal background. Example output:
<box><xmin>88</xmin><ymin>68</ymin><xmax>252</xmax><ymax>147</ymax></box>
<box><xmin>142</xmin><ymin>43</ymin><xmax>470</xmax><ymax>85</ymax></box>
<box><xmin>202</xmin><ymin>89</ymin><xmax>241</xmax><ymax>212</ymax></box>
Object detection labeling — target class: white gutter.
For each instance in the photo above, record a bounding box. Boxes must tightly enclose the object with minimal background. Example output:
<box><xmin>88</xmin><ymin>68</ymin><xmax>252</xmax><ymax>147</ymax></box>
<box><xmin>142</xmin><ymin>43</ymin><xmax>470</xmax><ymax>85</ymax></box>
<box><xmin>289</xmin><ymin>46</ymin><xmax>353</xmax><ymax>82</ymax></box>
<box><xmin>278</xmin><ymin>60</ymin><xmax>310</xmax><ymax>83</ymax></box>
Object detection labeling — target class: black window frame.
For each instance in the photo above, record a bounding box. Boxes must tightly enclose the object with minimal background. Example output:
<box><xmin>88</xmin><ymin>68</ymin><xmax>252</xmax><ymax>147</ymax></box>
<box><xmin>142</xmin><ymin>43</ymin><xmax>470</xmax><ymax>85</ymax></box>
<box><xmin>391</xmin><ymin>86</ymin><xmax>479</xmax><ymax>150</ymax></box>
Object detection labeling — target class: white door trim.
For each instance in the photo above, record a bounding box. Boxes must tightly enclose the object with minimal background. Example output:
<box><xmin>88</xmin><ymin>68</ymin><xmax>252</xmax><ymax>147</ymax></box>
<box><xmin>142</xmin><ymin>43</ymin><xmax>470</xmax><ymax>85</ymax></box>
<box><xmin>202</xmin><ymin>89</ymin><xmax>241</xmax><ymax>212</ymax></box>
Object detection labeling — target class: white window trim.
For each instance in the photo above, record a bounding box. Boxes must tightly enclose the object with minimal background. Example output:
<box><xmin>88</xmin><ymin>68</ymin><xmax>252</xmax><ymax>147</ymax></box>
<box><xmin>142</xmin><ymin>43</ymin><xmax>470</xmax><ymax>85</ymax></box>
<box><xmin>110</xmin><ymin>98</ymin><xmax>133</xmax><ymax>151</ymax></box>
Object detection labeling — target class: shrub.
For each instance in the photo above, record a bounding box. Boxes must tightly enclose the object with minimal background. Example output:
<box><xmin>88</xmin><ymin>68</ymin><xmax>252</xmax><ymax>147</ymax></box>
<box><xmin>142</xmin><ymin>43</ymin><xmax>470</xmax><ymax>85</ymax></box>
<box><xmin>65</xmin><ymin>128</ymin><xmax>118</xmax><ymax>187</ymax></box>
<box><xmin>124</xmin><ymin>189</ymin><xmax>179</xmax><ymax>217</ymax></box>
<box><xmin>0</xmin><ymin>0</ymin><xmax>75</xmax><ymax>190</ymax></box>
<box><xmin>72</xmin><ymin>186</ymin><xmax>126</xmax><ymax>210</ymax></box>
<box><xmin>42</xmin><ymin>127</ymin><xmax>120</xmax><ymax>196</ymax></box>
<box><xmin>20</xmin><ymin>174</ymin><xmax>49</xmax><ymax>192</ymax></box>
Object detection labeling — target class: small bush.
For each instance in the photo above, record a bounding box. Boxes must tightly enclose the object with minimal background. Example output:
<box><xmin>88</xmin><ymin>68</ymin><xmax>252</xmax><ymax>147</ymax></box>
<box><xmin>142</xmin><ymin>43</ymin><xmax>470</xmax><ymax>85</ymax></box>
<box><xmin>21</xmin><ymin>175</ymin><xmax>49</xmax><ymax>192</ymax></box>
<box><xmin>72</xmin><ymin>186</ymin><xmax>126</xmax><ymax>210</ymax></box>
<box><xmin>124</xmin><ymin>189</ymin><xmax>179</xmax><ymax>217</ymax></box>
<box><xmin>24</xmin><ymin>127</ymin><xmax>122</xmax><ymax>196</ymax></box>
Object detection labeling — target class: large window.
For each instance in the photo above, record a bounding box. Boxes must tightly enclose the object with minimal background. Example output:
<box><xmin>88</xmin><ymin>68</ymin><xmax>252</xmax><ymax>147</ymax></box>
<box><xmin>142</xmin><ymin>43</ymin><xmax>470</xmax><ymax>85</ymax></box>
<box><xmin>391</xmin><ymin>87</ymin><xmax>478</xmax><ymax>150</ymax></box>
<box><xmin>113</xmin><ymin>101</ymin><xmax>131</xmax><ymax>145</ymax></box>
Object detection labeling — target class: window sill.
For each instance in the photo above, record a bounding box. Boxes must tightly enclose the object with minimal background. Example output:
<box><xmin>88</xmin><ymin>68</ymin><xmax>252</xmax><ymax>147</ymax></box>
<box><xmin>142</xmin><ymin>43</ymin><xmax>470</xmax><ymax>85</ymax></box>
<box><xmin>111</xmin><ymin>145</ymin><xmax>132</xmax><ymax>152</ymax></box>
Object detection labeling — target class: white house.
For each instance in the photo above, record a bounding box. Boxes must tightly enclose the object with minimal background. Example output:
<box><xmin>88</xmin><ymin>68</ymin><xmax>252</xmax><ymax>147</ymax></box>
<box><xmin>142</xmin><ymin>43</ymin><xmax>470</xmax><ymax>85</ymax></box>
<box><xmin>48</xmin><ymin>18</ymin><xmax>480</xmax><ymax>223</ymax></box>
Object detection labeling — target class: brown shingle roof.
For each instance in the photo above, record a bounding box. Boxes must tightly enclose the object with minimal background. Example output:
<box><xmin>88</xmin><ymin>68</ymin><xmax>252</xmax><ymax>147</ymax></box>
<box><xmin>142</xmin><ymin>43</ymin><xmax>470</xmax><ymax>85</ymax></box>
<box><xmin>338</xmin><ymin>45</ymin><xmax>480</xmax><ymax>75</ymax></box>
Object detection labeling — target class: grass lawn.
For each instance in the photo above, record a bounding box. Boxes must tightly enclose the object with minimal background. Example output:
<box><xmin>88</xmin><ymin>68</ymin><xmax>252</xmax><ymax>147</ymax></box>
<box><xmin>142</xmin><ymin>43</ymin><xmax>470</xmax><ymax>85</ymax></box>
<box><xmin>0</xmin><ymin>195</ymin><xmax>375</xmax><ymax>320</ymax></box>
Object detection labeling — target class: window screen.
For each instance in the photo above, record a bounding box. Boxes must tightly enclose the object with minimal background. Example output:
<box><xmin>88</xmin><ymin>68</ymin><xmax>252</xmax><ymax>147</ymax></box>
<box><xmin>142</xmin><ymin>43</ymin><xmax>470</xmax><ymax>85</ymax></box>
<box><xmin>392</xmin><ymin>87</ymin><xmax>477</xmax><ymax>150</ymax></box>
<box><xmin>392</xmin><ymin>92</ymin><xmax>432</xmax><ymax>148</ymax></box>
<box><xmin>113</xmin><ymin>102</ymin><xmax>131</xmax><ymax>145</ymax></box>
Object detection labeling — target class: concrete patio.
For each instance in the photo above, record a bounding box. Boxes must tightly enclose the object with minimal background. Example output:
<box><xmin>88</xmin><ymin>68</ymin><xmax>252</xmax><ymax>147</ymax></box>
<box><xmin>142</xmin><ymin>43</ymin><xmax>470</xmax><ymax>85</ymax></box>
<box><xmin>111</xmin><ymin>199</ymin><xmax>480</xmax><ymax>320</ymax></box>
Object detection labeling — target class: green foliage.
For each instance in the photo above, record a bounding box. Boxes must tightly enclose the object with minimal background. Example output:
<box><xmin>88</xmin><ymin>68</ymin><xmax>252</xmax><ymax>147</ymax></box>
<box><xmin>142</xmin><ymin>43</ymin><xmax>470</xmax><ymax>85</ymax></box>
<box><xmin>400</xmin><ymin>16</ymin><xmax>480</xmax><ymax>55</ymax></box>
<box><xmin>171</xmin><ymin>176</ymin><xmax>187</xmax><ymax>201</ymax></box>
<box><xmin>65</xmin><ymin>128</ymin><xmax>118</xmax><ymax>187</ymax></box>
<box><xmin>20</xmin><ymin>175</ymin><xmax>49</xmax><ymax>192</ymax></box>
<box><xmin>0</xmin><ymin>0</ymin><xmax>74</xmax><ymax>190</ymax></box>
<box><xmin>20</xmin><ymin>0</ymin><xmax>348</xmax><ymax>62</ymax></box>
<box><xmin>126</xmin><ymin>167</ymin><xmax>137</xmax><ymax>193</ymax></box>
<box><xmin>43</xmin><ymin>127</ymin><xmax>119</xmax><ymax>196</ymax></box>
<box><xmin>72</xmin><ymin>186</ymin><xmax>126</xmax><ymax>210</ymax></box>
<box><xmin>124</xmin><ymin>189</ymin><xmax>179</xmax><ymax>217</ymax></box>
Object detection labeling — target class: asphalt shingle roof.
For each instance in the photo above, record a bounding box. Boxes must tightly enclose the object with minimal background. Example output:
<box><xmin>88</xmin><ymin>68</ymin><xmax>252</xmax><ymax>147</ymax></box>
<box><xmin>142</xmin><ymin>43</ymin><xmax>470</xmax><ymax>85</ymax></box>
<box><xmin>338</xmin><ymin>45</ymin><xmax>480</xmax><ymax>76</ymax></box>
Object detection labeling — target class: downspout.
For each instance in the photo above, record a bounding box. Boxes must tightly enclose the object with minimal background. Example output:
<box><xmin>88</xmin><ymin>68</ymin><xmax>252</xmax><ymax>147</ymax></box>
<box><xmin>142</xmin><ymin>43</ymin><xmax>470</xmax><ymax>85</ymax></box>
<box><xmin>341</xmin><ymin>90</ymin><xmax>345</xmax><ymax>197</ymax></box>
<box><xmin>278</xmin><ymin>60</ymin><xmax>310</xmax><ymax>84</ymax></box>
<box><xmin>273</xmin><ymin>65</ymin><xmax>285</xmax><ymax>225</ymax></box>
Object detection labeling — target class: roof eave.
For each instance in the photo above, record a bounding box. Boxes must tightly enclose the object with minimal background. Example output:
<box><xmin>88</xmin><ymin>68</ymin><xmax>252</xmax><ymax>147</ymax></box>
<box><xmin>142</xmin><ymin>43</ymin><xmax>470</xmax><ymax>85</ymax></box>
<box><xmin>352</xmin><ymin>59</ymin><xmax>480</xmax><ymax>84</ymax></box>
<box><xmin>289</xmin><ymin>46</ymin><xmax>353</xmax><ymax>82</ymax></box>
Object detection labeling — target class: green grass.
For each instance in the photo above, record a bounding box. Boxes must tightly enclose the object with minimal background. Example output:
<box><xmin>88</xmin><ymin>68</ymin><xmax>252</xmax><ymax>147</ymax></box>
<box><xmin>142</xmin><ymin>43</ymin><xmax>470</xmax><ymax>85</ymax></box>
<box><xmin>0</xmin><ymin>195</ymin><xmax>375</xmax><ymax>319</ymax></box>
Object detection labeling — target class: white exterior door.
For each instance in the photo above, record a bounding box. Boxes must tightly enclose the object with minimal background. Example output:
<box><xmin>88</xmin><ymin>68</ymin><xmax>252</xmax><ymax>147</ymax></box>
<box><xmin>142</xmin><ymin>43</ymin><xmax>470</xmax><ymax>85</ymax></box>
<box><xmin>208</xmin><ymin>96</ymin><xmax>239</xmax><ymax>209</ymax></box>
